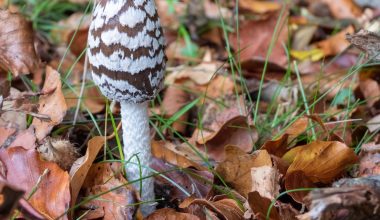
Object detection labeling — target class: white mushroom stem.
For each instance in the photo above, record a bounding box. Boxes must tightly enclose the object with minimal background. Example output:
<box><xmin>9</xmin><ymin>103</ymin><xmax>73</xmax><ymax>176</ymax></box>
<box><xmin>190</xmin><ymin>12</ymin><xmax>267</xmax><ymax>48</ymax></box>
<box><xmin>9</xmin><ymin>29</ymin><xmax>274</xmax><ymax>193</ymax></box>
<box><xmin>120</xmin><ymin>101</ymin><xmax>155</xmax><ymax>215</ymax></box>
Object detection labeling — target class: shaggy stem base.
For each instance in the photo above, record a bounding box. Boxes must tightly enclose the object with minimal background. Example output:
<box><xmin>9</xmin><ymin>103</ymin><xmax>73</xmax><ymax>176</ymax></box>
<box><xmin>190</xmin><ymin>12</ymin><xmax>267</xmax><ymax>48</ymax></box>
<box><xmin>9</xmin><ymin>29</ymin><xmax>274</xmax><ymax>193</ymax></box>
<box><xmin>120</xmin><ymin>101</ymin><xmax>155</xmax><ymax>216</ymax></box>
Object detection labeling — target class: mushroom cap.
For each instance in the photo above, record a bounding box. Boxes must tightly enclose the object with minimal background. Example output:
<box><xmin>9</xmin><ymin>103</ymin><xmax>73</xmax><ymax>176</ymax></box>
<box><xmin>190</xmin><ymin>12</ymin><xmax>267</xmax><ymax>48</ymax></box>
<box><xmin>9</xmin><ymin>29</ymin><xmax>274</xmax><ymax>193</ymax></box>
<box><xmin>88</xmin><ymin>0</ymin><xmax>166</xmax><ymax>103</ymax></box>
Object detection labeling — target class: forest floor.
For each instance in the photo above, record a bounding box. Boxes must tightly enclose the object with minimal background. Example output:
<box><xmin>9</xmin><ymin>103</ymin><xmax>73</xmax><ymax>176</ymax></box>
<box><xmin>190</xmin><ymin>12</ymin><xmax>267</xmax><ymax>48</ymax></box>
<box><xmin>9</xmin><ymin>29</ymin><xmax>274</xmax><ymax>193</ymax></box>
<box><xmin>1</xmin><ymin>0</ymin><xmax>380</xmax><ymax>219</ymax></box>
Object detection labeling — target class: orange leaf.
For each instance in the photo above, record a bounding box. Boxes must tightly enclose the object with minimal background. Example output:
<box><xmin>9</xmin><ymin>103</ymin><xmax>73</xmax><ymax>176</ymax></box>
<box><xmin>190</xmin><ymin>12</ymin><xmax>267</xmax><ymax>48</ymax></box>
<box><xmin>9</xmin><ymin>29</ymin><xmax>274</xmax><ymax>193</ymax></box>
<box><xmin>0</xmin><ymin>147</ymin><xmax>70</xmax><ymax>219</ymax></box>
<box><xmin>80</xmin><ymin>162</ymin><xmax>138</xmax><ymax>219</ymax></box>
<box><xmin>239</xmin><ymin>0</ymin><xmax>281</xmax><ymax>14</ymax></box>
<box><xmin>32</xmin><ymin>66</ymin><xmax>67</xmax><ymax>141</ymax></box>
<box><xmin>151</xmin><ymin>140</ymin><xmax>206</xmax><ymax>171</ymax></box>
<box><xmin>215</xmin><ymin>146</ymin><xmax>272</xmax><ymax>198</ymax></box>
<box><xmin>286</xmin><ymin>141</ymin><xmax>358</xmax><ymax>183</ymax></box>
<box><xmin>69</xmin><ymin>136</ymin><xmax>105</xmax><ymax>207</ymax></box>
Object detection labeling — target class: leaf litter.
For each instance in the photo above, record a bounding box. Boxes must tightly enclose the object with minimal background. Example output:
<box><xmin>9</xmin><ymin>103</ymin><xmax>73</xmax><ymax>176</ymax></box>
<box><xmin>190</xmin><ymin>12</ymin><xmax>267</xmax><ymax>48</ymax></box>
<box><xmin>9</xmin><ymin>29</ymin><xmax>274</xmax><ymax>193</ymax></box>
<box><xmin>1</xmin><ymin>0</ymin><xmax>380</xmax><ymax>219</ymax></box>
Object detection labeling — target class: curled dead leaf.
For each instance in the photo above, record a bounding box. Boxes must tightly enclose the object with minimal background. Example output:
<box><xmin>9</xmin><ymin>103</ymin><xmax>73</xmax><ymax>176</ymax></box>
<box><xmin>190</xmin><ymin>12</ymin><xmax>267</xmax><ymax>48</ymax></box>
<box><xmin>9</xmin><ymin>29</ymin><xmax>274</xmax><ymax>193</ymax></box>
<box><xmin>32</xmin><ymin>66</ymin><xmax>67</xmax><ymax>141</ymax></box>
<box><xmin>261</xmin><ymin>117</ymin><xmax>309</xmax><ymax>158</ymax></box>
<box><xmin>69</xmin><ymin>136</ymin><xmax>105</xmax><ymax>207</ymax></box>
<box><xmin>0</xmin><ymin>9</ymin><xmax>39</xmax><ymax>76</ymax></box>
<box><xmin>286</xmin><ymin>141</ymin><xmax>358</xmax><ymax>184</ymax></box>
<box><xmin>193</xmin><ymin>105</ymin><xmax>257</xmax><ymax>162</ymax></box>
<box><xmin>179</xmin><ymin>196</ymin><xmax>244</xmax><ymax>220</ymax></box>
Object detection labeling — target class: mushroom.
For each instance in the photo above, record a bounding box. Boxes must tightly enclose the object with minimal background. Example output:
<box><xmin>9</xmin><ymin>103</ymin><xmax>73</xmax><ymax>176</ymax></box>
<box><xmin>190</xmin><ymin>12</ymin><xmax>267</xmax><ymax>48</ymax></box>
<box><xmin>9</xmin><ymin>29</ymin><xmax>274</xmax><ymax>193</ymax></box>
<box><xmin>87</xmin><ymin>0</ymin><xmax>166</xmax><ymax>215</ymax></box>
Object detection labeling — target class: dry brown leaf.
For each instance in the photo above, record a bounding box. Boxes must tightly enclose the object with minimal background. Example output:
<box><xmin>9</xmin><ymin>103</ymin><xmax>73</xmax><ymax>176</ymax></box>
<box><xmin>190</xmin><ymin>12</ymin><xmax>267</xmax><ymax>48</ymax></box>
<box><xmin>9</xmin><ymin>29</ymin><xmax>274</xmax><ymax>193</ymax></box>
<box><xmin>152</xmin><ymin>158</ymin><xmax>213</xmax><ymax>201</ymax></box>
<box><xmin>166</xmin><ymin>52</ymin><xmax>219</xmax><ymax>85</ymax></box>
<box><xmin>284</xmin><ymin>170</ymin><xmax>316</xmax><ymax>204</ymax></box>
<box><xmin>320</xmin><ymin>0</ymin><xmax>362</xmax><ymax>19</ymax></box>
<box><xmin>146</xmin><ymin>208</ymin><xmax>200</xmax><ymax>220</ymax></box>
<box><xmin>80</xmin><ymin>162</ymin><xmax>138</xmax><ymax>220</ymax></box>
<box><xmin>0</xmin><ymin>147</ymin><xmax>70</xmax><ymax>219</ymax></box>
<box><xmin>246</xmin><ymin>191</ymin><xmax>280</xmax><ymax>220</ymax></box>
<box><xmin>161</xmin><ymin>85</ymin><xmax>190</xmax><ymax>133</ymax></box>
<box><xmin>239</xmin><ymin>0</ymin><xmax>281</xmax><ymax>14</ymax></box>
<box><xmin>261</xmin><ymin>117</ymin><xmax>309</xmax><ymax>158</ymax></box>
<box><xmin>315</xmin><ymin>26</ymin><xmax>355</xmax><ymax>57</ymax></box>
<box><xmin>199</xmin><ymin>75</ymin><xmax>236</xmax><ymax>99</ymax></box>
<box><xmin>69</xmin><ymin>136</ymin><xmax>105</xmax><ymax>207</ymax></box>
<box><xmin>251</xmin><ymin>165</ymin><xmax>281</xmax><ymax>200</ymax></box>
<box><xmin>215</xmin><ymin>146</ymin><xmax>272</xmax><ymax>198</ymax></box>
<box><xmin>193</xmin><ymin>105</ymin><xmax>257</xmax><ymax>162</ymax></box>
<box><xmin>151</xmin><ymin>140</ymin><xmax>206</xmax><ymax>171</ymax></box>
<box><xmin>179</xmin><ymin>196</ymin><xmax>244</xmax><ymax>220</ymax></box>
<box><xmin>286</xmin><ymin>141</ymin><xmax>358</xmax><ymax>184</ymax></box>
<box><xmin>229</xmin><ymin>9</ymin><xmax>288</xmax><ymax>67</ymax></box>
<box><xmin>32</xmin><ymin>66</ymin><xmax>67</xmax><ymax>141</ymax></box>
<box><xmin>0</xmin><ymin>9</ymin><xmax>39</xmax><ymax>76</ymax></box>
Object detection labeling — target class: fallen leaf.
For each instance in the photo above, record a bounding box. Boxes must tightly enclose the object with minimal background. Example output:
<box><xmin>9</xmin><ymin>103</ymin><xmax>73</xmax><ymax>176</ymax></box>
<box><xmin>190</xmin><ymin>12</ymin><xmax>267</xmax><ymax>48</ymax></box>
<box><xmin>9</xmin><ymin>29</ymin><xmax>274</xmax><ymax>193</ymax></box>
<box><xmin>0</xmin><ymin>9</ymin><xmax>39</xmax><ymax>76</ymax></box>
<box><xmin>69</xmin><ymin>136</ymin><xmax>105</xmax><ymax>207</ymax></box>
<box><xmin>152</xmin><ymin>140</ymin><xmax>206</xmax><ymax>171</ymax></box>
<box><xmin>165</xmin><ymin>51</ymin><xmax>219</xmax><ymax>85</ymax></box>
<box><xmin>229</xmin><ymin>9</ymin><xmax>288</xmax><ymax>67</ymax></box>
<box><xmin>286</xmin><ymin>141</ymin><xmax>358</xmax><ymax>183</ymax></box>
<box><xmin>246</xmin><ymin>191</ymin><xmax>279</xmax><ymax>220</ymax></box>
<box><xmin>32</xmin><ymin>66</ymin><xmax>67</xmax><ymax>141</ymax></box>
<box><xmin>193</xmin><ymin>105</ymin><xmax>257</xmax><ymax>162</ymax></box>
<box><xmin>261</xmin><ymin>117</ymin><xmax>309</xmax><ymax>158</ymax></box>
<box><xmin>215</xmin><ymin>146</ymin><xmax>272</xmax><ymax>198</ymax></box>
<box><xmin>0</xmin><ymin>147</ymin><xmax>70</xmax><ymax>219</ymax></box>
<box><xmin>80</xmin><ymin>162</ymin><xmax>138</xmax><ymax>220</ymax></box>
<box><xmin>251</xmin><ymin>165</ymin><xmax>281</xmax><ymax>200</ymax></box>
<box><xmin>321</xmin><ymin>0</ymin><xmax>362</xmax><ymax>19</ymax></box>
<box><xmin>315</xmin><ymin>26</ymin><xmax>355</xmax><ymax>57</ymax></box>
<box><xmin>284</xmin><ymin>171</ymin><xmax>316</xmax><ymax>203</ymax></box>
<box><xmin>152</xmin><ymin>158</ymin><xmax>213</xmax><ymax>202</ymax></box>
<box><xmin>146</xmin><ymin>208</ymin><xmax>200</xmax><ymax>220</ymax></box>
<box><xmin>239</xmin><ymin>0</ymin><xmax>281</xmax><ymax>14</ymax></box>
<box><xmin>179</xmin><ymin>196</ymin><xmax>244</xmax><ymax>220</ymax></box>
<box><xmin>160</xmin><ymin>85</ymin><xmax>191</xmax><ymax>133</ymax></box>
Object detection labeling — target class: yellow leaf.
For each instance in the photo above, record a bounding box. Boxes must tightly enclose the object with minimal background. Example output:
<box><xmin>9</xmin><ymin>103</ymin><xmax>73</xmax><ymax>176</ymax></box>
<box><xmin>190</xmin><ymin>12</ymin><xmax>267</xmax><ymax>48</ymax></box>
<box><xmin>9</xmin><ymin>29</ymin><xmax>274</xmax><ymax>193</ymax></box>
<box><xmin>290</xmin><ymin>49</ymin><xmax>325</xmax><ymax>62</ymax></box>
<box><xmin>286</xmin><ymin>141</ymin><xmax>358</xmax><ymax>183</ymax></box>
